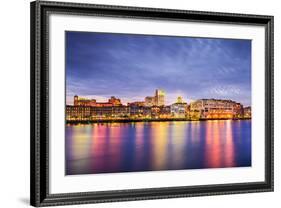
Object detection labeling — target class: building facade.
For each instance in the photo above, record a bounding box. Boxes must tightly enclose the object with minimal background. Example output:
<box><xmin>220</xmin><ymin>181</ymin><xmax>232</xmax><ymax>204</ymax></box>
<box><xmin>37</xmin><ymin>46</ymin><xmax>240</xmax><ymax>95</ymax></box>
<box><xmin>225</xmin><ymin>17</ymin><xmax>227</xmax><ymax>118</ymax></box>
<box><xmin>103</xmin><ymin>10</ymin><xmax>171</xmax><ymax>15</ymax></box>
<box><xmin>189</xmin><ymin>99</ymin><xmax>244</xmax><ymax>119</ymax></box>
<box><xmin>74</xmin><ymin>95</ymin><xmax>122</xmax><ymax>107</ymax></box>
<box><xmin>243</xmin><ymin>106</ymin><xmax>251</xmax><ymax>118</ymax></box>
<box><xmin>127</xmin><ymin>101</ymin><xmax>145</xmax><ymax>107</ymax></box>
<box><xmin>155</xmin><ymin>89</ymin><xmax>165</xmax><ymax>106</ymax></box>
<box><xmin>66</xmin><ymin>105</ymin><xmax>130</xmax><ymax>120</ymax></box>
<box><xmin>171</xmin><ymin>97</ymin><xmax>188</xmax><ymax>118</ymax></box>
<box><xmin>66</xmin><ymin>93</ymin><xmax>250</xmax><ymax>121</ymax></box>
<box><xmin>144</xmin><ymin>89</ymin><xmax>165</xmax><ymax>107</ymax></box>
<box><xmin>66</xmin><ymin>106</ymin><xmax>91</xmax><ymax>121</ymax></box>
<box><xmin>144</xmin><ymin>96</ymin><xmax>155</xmax><ymax>107</ymax></box>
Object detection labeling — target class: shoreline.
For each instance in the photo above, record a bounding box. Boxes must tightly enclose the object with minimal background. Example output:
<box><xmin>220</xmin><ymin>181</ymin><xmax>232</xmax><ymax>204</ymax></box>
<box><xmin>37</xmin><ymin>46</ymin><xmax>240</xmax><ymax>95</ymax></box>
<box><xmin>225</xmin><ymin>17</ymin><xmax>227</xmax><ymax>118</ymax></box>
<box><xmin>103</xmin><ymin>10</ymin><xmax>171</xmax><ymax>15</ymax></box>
<box><xmin>66</xmin><ymin>118</ymin><xmax>251</xmax><ymax>124</ymax></box>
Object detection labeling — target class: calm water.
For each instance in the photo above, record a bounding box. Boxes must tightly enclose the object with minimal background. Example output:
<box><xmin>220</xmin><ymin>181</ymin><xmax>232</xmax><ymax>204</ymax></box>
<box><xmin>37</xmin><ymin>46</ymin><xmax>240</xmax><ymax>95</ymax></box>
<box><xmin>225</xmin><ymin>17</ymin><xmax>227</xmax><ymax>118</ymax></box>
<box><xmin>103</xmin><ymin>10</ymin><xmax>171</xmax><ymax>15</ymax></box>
<box><xmin>66</xmin><ymin>120</ymin><xmax>251</xmax><ymax>175</ymax></box>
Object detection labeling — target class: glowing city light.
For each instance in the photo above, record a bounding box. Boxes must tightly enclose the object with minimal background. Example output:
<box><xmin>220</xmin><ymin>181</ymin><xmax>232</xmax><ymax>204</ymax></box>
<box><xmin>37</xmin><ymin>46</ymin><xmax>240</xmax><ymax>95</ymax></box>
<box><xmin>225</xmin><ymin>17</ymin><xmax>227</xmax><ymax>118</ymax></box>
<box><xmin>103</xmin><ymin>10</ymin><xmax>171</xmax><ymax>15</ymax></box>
<box><xmin>66</xmin><ymin>89</ymin><xmax>251</xmax><ymax>122</ymax></box>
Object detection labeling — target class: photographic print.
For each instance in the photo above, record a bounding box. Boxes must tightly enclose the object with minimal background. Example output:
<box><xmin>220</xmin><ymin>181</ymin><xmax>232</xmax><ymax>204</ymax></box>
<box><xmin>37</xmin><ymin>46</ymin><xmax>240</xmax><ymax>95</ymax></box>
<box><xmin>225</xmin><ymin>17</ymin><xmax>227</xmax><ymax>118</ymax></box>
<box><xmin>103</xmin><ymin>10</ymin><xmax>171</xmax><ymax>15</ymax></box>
<box><xmin>65</xmin><ymin>31</ymin><xmax>252</xmax><ymax>175</ymax></box>
<box><xmin>31</xmin><ymin>2</ymin><xmax>273</xmax><ymax>206</ymax></box>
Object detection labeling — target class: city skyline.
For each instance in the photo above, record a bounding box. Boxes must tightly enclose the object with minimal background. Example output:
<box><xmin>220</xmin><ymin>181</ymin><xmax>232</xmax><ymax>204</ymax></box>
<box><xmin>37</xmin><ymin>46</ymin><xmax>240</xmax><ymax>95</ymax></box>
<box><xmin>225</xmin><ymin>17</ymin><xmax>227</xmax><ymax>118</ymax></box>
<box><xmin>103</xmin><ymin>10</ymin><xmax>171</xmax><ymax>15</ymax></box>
<box><xmin>66</xmin><ymin>90</ymin><xmax>250</xmax><ymax>123</ymax></box>
<box><xmin>66</xmin><ymin>31</ymin><xmax>251</xmax><ymax>106</ymax></box>
<box><xmin>69</xmin><ymin>90</ymin><xmax>251</xmax><ymax>107</ymax></box>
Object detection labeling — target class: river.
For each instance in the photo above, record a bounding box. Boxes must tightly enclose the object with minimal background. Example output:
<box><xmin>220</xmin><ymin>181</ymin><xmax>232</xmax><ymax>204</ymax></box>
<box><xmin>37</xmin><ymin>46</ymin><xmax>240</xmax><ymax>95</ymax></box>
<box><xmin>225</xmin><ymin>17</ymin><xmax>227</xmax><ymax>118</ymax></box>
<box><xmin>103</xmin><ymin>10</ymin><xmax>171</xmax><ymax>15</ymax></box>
<box><xmin>66</xmin><ymin>120</ymin><xmax>251</xmax><ymax>175</ymax></box>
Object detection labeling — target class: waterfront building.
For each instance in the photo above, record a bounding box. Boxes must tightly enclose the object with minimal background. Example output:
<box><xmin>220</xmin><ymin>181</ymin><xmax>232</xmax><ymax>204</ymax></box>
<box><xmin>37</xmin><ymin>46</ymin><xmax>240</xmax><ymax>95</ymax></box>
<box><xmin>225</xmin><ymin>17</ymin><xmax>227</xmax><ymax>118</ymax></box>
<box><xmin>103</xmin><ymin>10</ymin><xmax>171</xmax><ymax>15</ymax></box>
<box><xmin>66</xmin><ymin>93</ymin><xmax>250</xmax><ymax>121</ymax></box>
<box><xmin>171</xmin><ymin>97</ymin><xmax>188</xmax><ymax>118</ymax></box>
<box><xmin>159</xmin><ymin>106</ymin><xmax>171</xmax><ymax>118</ymax></box>
<box><xmin>144</xmin><ymin>96</ymin><xmax>155</xmax><ymax>107</ymax></box>
<box><xmin>243</xmin><ymin>106</ymin><xmax>251</xmax><ymax>118</ymax></box>
<box><xmin>151</xmin><ymin>106</ymin><xmax>161</xmax><ymax>118</ymax></box>
<box><xmin>127</xmin><ymin>101</ymin><xmax>145</xmax><ymax>107</ymax></box>
<box><xmin>91</xmin><ymin>106</ymin><xmax>130</xmax><ymax>118</ymax></box>
<box><xmin>66</xmin><ymin>105</ymin><xmax>130</xmax><ymax>121</ymax></box>
<box><xmin>74</xmin><ymin>95</ymin><xmax>96</xmax><ymax>107</ymax></box>
<box><xmin>66</xmin><ymin>105</ymin><xmax>91</xmax><ymax>121</ymax></box>
<box><xmin>74</xmin><ymin>95</ymin><xmax>122</xmax><ymax>107</ymax></box>
<box><xmin>129</xmin><ymin>106</ymin><xmax>152</xmax><ymax>118</ymax></box>
<box><xmin>234</xmin><ymin>103</ymin><xmax>244</xmax><ymax>118</ymax></box>
<box><xmin>189</xmin><ymin>99</ymin><xmax>243</xmax><ymax>119</ymax></box>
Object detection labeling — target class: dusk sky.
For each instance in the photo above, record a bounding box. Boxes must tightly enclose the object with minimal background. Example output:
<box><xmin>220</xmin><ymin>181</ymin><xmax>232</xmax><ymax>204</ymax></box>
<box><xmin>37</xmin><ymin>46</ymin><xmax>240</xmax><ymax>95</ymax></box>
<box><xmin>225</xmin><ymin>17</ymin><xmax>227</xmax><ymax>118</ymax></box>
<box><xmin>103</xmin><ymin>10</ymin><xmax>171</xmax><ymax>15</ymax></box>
<box><xmin>66</xmin><ymin>31</ymin><xmax>251</xmax><ymax>106</ymax></box>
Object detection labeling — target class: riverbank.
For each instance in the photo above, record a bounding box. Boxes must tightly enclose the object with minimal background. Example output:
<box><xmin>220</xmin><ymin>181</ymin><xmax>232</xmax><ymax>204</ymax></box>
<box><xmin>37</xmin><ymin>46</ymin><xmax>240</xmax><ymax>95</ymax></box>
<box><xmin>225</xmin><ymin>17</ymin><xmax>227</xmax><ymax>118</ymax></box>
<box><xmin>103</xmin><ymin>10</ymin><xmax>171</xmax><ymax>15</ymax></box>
<box><xmin>66</xmin><ymin>117</ymin><xmax>251</xmax><ymax>124</ymax></box>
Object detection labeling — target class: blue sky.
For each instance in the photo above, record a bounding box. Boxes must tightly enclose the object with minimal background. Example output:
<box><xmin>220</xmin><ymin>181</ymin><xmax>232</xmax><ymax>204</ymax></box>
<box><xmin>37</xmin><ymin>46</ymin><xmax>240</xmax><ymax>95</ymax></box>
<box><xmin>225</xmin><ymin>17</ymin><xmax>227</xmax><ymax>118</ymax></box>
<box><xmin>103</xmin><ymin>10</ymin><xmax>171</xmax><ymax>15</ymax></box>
<box><xmin>66</xmin><ymin>31</ymin><xmax>251</xmax><ymax>106</ymax></box>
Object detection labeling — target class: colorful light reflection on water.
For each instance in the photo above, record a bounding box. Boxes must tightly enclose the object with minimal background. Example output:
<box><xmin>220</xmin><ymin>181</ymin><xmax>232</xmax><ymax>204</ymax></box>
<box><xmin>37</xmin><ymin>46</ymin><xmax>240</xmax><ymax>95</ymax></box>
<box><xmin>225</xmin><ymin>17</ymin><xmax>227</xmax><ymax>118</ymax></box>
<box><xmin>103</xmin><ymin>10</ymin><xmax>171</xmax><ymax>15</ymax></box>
<box><xmin>66</xmin><ymin>120</ymin><xmax>251</xmax><ymax>175</ymax></box>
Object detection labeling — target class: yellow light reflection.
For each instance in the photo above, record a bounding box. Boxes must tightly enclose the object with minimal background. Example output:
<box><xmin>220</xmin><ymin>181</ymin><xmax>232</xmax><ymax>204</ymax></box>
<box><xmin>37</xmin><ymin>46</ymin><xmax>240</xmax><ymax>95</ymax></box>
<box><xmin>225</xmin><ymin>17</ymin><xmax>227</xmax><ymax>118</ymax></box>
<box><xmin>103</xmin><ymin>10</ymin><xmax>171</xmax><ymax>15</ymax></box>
<box><xmin>151</xmin><ymin>122</ymin><xmax>169</xmax><ymax>170</ymax></box>
<box><xmin>132</xmin><ymin>122</ymin><xmax>145</xmax><ymax>169</ymax></box>
<box><xmin>170</xmin><ymin>121</ymin><xmax>187</xmax><ymax>168</ymax></box>
<box><xmin>69</xmin><ymin>125</ymin><xmax>92</xmax><ymax>172</ymax></box>
<box><xmin>224</xmin><ymin>120</ymin><xmax>235</xmax><ymax>166</ymax></box>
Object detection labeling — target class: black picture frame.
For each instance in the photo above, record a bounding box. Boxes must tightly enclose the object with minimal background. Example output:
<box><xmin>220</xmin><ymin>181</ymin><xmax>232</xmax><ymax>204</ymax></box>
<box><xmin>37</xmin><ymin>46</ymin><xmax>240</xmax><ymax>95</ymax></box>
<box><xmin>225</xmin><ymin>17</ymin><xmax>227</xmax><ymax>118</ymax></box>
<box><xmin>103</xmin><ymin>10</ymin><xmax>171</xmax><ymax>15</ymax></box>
<box><xmin>30</xmin><ymin>0</ymin><xmax>274</xmax><ymax>207</ymax></box>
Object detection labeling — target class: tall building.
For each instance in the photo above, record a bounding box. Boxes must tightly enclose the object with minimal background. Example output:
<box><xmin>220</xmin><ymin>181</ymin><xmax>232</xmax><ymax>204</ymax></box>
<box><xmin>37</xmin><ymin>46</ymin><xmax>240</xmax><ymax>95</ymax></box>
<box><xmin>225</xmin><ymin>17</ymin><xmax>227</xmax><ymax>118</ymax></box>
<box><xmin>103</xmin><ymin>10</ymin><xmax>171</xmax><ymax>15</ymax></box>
<box><xmin>144</xmin><ymin>89</ymin><xmax>165</xmax><ymax>107</ymax></box>
<box><xmin>155</xmin><ymin>89</ymin><xmax>165</xmax><ymax>106</ymax></box>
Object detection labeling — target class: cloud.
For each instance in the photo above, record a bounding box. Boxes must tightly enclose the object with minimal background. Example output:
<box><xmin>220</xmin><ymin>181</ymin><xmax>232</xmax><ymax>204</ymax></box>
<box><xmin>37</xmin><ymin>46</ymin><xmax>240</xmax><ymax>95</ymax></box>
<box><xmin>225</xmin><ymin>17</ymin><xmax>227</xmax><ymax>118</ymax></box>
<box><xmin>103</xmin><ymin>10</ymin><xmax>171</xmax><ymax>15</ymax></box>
<box><xmin>66</xmin><ymin>32</ymin><xmax>251</xmax><ymax>106</ymax></box>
